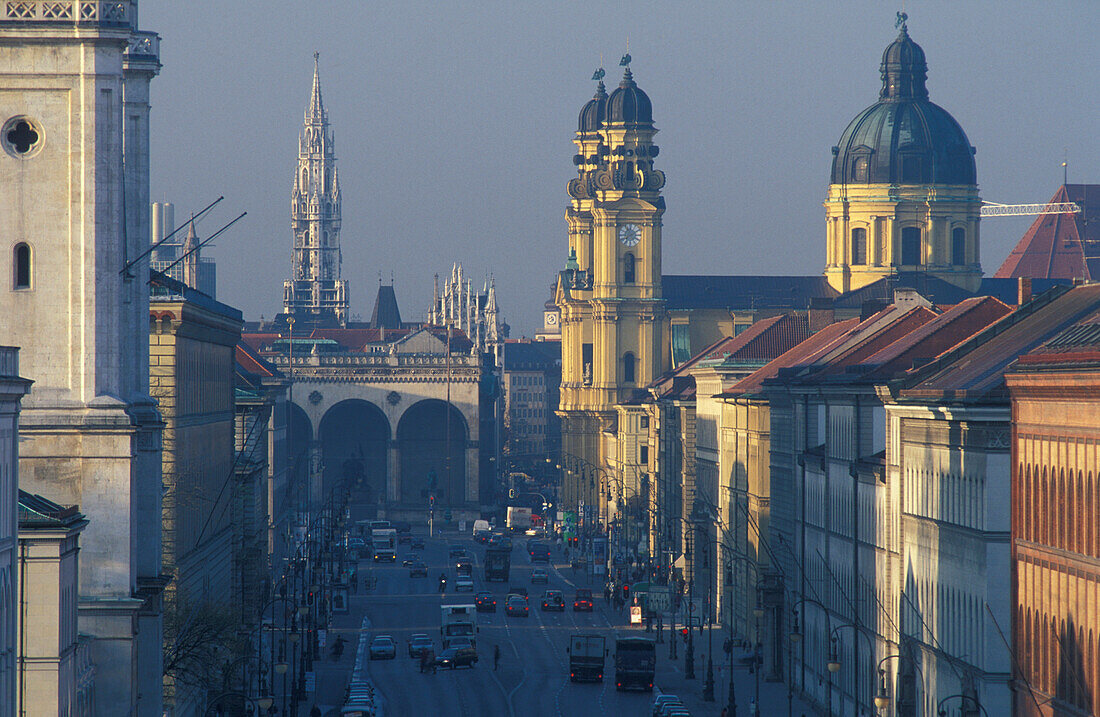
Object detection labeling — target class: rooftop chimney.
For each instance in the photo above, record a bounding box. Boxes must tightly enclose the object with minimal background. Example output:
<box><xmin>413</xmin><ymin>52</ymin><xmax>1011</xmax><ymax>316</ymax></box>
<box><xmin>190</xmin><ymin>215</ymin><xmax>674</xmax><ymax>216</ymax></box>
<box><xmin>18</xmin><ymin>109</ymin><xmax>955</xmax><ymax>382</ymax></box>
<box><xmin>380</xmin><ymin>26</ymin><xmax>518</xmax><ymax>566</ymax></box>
<box><xmin>1017</xmin><ymin>277</ymin><xmax>1032</xmax><ymax>306</ymax></box>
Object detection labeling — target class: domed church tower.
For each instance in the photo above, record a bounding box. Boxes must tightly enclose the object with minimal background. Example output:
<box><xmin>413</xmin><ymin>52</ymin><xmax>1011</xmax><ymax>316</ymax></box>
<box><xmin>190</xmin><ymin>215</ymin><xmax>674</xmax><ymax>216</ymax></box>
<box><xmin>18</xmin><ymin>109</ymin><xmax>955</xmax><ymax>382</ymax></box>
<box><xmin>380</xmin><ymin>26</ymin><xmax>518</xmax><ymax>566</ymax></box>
<box><xmin>558</xmin><ymin>58</ymin><xmax>667</xmax><ymax>518</ymax></box>
<box><xmin>824</xmin><ymin>17</ymin><xmax>981</xmax><ymax>293</ymax></box>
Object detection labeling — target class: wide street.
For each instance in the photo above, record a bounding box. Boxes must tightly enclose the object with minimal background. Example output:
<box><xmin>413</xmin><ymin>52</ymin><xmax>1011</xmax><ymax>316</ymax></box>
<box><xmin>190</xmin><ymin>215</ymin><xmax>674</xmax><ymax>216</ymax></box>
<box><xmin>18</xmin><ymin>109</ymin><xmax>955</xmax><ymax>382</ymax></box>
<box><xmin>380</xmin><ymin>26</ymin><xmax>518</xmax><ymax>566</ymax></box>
<box><xmin>304</xmin><ymin>523</ymin><xmax>818</xmax><ymax>717</ymax></box>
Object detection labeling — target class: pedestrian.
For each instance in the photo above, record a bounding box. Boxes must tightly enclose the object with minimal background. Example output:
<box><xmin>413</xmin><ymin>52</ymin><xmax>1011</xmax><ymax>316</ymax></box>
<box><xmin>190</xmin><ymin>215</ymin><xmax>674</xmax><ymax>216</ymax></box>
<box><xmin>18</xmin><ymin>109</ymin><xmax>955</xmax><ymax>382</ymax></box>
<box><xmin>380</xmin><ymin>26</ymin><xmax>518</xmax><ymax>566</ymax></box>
<box><xmin>720</xmin><ymin>709</ymin><xmax>727</xmax><ymax>717</ymax></box>
<box><xmin>604</xmin><ymin>585</ymin><xmax>611</xmax><ymax>604</ymax></box>
<box><xmin>493</xmin><ymin>644</ymin><xmax>501</xmax><ymax>671</ymax></box>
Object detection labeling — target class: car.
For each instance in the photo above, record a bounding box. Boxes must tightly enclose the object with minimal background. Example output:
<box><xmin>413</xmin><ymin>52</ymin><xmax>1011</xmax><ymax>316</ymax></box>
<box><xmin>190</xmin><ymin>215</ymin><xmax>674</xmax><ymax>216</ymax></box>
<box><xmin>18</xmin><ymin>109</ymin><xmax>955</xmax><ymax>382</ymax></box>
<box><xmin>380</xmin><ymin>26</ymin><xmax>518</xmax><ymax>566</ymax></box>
<box><xmin>505</xmin><ymin>595</ymin><xmax>529</xmax><ymax>617</ymax></box>
<box><xmin>573</xmin><ymin>588</ymin><xmax>593</xmax><ymax>612</ymax></box>
<box><xmin>455</xmin><ymin>576</ymin><xmax>475</xmax><ymax>592</ymax></box>
<box><xmin>540</xmin><ymin>589</ymin><xmax>565</xmax><ymax>611</ymax></box>
<box><xmin>436</xmin><ymin>647</ymin><xmax>478</xmax><ymax>669</ymax></box>
<box><xmin>402</xmin><ymin>554</ymin><xmax>420</xmax><ymax>567</ymax></box>
<box><xmin>408</xmin><ymin>561</ymin><xmax>428</xmax><ymax>578</ymax></box>
<box><xmin>488</xmin><ymin>534</ymin><xmax>512</xmax><ymax>550</ymax></box>
<box><xmin>347</xmin><ymin>537</ymin><xmax>366</xmax><ymax>553</ymax></box>
<box><xmin>531</xmin><ymin>567</ymin><xmax>549</xmax><ymax>584</ymax></box>
<box><xmin>652</xmin><ymin>694</ymin><xmax>684</xmax><ymax>716</ymax></box>
<box><xmin>397</xmin><ymin>533</ymin><xmax>412</xmax><ymax>545</ymax></box>
<box><xmin>475</xmin><ymin>592</ymin><xmax>497</xmax><ymax>612</ymax></box>
<box><xmin>393</xmin><ymin>521</ymin><xmax>412</xmax><ymax>534</ymax></box>
<box><xmin>455</xmin><ymin>559</ymin><xmax>473</xmax><ymax>576</ymax></box>
<box><xmin>507</xmin><ymin>586</ymin><xmax>528</xmax><ymax>598</ymax></box>
<box><xmin>368</xmin><ymin>635</ymin><xmax>396</xmax><ymax>660</ymax></box>
<box><xmin>411</xmin><ymin>537</ymin><xmax>425</xmax><ymax>549</ymax></box>
<box><xmin>407</xmin><ymin>634</ymin><xmax>434</xmax><ymax>658</ymax></box>
<box><xmin>448</xmin><ymin>545</ymin><xmax>466</xmax><ymax>559</ymax></box>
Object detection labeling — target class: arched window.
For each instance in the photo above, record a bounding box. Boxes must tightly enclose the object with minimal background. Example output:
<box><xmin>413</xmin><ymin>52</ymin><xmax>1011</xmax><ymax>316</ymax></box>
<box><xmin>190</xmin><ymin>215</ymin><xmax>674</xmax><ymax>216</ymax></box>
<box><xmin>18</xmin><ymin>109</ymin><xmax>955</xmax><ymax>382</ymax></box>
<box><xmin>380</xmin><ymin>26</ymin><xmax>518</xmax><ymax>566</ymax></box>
<box><xmin>13</xmin><ymin>243</ymin><xmax>30</xmax><ymax>289</ymax></box>
<box><xmin>623</xmin><ymin>253</ymin><xmax>635</xmax><ymax>284</ymax></box>
<box><xmin>622</xmin><ymin>352</ymin><xmax>636</xmax><ymax>384</ymax></box>
<box><xmin>901</xmin><ymin>227</ymin><xmax>922</xmax><ymax>265</ymax></box>
<box><xmin>952</xmin><ymin>227</ymin><xmax>966</xmax><ymax>265</ymax></box>
<box><xmin>851</xmin><ymin>228</ymin><xmax>867</xmax><ymax>265</ymax></box>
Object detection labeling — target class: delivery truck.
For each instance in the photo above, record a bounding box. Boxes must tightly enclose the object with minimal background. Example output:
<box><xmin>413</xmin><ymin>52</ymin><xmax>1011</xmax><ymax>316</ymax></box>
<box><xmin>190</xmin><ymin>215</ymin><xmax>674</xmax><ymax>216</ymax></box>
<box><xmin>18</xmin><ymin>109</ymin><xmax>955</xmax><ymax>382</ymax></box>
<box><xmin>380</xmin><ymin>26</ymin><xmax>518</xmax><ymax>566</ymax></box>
<box><xmin>567</xmin><ymin>634</ymin><xmax>607</xmax><ymax>682</ymax></box>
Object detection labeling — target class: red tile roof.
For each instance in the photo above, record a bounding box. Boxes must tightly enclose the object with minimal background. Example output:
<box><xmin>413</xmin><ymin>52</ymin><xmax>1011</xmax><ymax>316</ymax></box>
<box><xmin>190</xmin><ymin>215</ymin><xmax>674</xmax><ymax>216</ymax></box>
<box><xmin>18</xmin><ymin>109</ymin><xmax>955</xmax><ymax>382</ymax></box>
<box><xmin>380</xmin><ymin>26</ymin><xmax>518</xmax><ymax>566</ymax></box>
<box><xmin>235</xmin><ymin>342</ymin><xmax>281</xmax><ymax>379</ymax></box>
<box><xmin>994</xmin><ymin>184</ymin><xmax>1100</xmax><ymax>281</ymax></box>
<box><xmin>899</xmin><ymin>284</ymin><xmax>1100</xmax><ymax>399</ymax></box>
<box><xmin>722</xmin><ymin>318</ymin><xmax>861</xmax><ymax>397</ymax></box>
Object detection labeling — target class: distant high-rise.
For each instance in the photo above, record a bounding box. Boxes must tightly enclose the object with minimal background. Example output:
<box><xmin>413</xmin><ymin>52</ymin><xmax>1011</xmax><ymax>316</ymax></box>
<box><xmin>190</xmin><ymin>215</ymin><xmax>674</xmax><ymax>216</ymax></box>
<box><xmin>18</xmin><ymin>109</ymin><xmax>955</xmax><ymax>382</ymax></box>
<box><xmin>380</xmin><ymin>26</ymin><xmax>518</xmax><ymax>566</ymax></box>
<box><xmin>283</xmin><ymin>53</ymin><xmax>348</xmax><ymax>326</ymax></box>
<box><xmin>150</xmin><ymin>201</ymin><xmax>217</xmax><ymax>297</ymax></box>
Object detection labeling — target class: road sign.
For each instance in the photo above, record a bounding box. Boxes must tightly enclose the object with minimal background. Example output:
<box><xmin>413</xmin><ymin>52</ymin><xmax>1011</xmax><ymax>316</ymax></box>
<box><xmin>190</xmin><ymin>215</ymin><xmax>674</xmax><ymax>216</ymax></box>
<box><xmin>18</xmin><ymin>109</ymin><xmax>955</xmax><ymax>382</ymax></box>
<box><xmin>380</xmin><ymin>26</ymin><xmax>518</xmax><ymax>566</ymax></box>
<box><xmin>304</xmin><ymin>671</ymin><xmax>316</xmax><ymax>693</ymax></box>
<box><xmin>630</xmin><ymin>606</ymin><xmax>643</xmax><ymax>625</ymax></box>
<box><xmin>646</xmin><ymin>586</ymin><xmax>671</xmax><ymax>613</ymax></box>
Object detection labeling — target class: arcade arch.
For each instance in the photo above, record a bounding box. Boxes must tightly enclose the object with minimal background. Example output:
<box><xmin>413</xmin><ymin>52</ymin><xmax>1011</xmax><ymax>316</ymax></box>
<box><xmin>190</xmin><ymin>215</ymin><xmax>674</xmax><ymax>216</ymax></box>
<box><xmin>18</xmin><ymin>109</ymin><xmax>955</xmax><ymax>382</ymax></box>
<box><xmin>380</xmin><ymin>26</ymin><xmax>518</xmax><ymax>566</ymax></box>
<box><xmin>318</xmin><ymin>399</ymin><xmax>390</xmax><ymax>501</ymax></box>
<box><xmin>396</xmin><ymin>400</ymin><xmax>468</xmax><ymax>508</ymax></box>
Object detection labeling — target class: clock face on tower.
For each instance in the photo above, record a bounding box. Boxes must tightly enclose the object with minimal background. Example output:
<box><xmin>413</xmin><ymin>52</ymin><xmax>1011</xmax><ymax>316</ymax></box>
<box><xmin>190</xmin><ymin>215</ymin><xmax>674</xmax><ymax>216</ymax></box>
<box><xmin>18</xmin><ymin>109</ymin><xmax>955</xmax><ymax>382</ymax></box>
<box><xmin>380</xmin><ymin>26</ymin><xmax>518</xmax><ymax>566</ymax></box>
<box><xmin>618</xmin><ymin>224</ymin><xmax>641</xmax><ymax>247</ymax></box>
<box><xmin>545</xmin><ymin>312</ymin><xmax>558</xmax><ymax>326</ymax></box>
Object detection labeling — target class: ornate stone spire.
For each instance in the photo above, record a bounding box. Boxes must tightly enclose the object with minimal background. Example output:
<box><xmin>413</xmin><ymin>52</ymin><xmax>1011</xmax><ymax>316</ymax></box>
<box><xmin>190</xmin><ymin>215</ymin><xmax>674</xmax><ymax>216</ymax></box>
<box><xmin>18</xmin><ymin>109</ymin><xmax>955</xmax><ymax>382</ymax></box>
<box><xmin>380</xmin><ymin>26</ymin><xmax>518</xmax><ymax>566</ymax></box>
<box><xmin>283</xmin><ymin>53</ymin><xmax>348</xmax><ymax>325</ymax></box>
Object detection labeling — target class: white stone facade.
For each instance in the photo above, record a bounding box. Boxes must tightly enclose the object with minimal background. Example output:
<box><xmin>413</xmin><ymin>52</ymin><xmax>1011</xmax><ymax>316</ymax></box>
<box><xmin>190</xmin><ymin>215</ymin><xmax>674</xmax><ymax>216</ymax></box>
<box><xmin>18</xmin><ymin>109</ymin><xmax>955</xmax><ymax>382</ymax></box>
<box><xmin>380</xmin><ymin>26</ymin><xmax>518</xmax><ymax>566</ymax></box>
<box><xmin>0</xmin><ymin>4</ymin><xmax>165</xmax><ymax>714</ymax></box>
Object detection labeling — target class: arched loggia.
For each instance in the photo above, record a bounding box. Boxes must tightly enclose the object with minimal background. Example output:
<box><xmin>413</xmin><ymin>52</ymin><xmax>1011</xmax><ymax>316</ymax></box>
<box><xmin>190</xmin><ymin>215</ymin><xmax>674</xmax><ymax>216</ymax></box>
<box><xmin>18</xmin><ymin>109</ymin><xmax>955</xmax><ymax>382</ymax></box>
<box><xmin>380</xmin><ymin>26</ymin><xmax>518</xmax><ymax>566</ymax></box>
<box><xmin>397</xmin><ymin>400</ymin><xmax>468</xmax><ymax>508</ymax></box>
<box><xmin>318</xmin><ymin>400</ymin><xmax>391</xmax><ymax>502</ymax></box>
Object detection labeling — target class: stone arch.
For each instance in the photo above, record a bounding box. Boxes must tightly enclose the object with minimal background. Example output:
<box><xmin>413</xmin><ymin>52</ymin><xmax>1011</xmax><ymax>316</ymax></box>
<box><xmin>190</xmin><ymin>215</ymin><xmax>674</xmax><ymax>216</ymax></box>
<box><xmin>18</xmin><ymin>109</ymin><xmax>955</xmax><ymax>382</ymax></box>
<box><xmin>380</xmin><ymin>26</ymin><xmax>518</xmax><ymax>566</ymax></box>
<box><xmin>285</xmin><ymin>401</ymin><xmax>313</xmax><ymax>512</ymax></box>
<box><xmin>396</xmin><ymin>399</ymin><xmax>468</xmax><ymax>508</ymax></box>
<box><xmin>318</xmin><ymin>399</ymin><xmax>390</xmax><ymax>501</ymax></box>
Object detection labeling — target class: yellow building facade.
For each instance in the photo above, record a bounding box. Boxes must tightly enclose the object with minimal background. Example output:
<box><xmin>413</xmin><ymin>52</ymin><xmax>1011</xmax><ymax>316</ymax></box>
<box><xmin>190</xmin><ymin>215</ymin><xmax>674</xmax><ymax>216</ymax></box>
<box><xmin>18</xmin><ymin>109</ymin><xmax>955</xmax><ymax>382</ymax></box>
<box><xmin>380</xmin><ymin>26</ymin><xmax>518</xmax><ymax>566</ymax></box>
<box><xmin>558</xmin><ymin>64</ymin><xmax>667</xmax><ymax>522</ymax></box>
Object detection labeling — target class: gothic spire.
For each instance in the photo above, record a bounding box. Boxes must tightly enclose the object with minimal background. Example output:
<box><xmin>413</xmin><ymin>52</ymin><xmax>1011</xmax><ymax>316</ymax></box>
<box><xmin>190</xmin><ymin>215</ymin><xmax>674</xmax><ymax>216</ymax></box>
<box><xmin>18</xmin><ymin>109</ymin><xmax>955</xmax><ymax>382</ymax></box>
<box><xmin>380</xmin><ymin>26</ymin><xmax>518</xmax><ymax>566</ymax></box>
<box><xmin>308</xmin><ymin>51</ymin><xmax>326</xmax><ymax>123</ymax></box>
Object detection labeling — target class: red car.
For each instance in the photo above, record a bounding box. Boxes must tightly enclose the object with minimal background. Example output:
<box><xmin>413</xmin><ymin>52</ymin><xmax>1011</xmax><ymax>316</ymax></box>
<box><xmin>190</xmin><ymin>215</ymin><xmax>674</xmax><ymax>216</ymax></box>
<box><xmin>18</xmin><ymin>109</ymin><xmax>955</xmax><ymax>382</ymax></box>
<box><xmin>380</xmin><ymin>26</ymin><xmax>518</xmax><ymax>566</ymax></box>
<box><xmin>573</xmin><ymin>588</ymin><xmax>593</xmax><ymax>612</ymax></box>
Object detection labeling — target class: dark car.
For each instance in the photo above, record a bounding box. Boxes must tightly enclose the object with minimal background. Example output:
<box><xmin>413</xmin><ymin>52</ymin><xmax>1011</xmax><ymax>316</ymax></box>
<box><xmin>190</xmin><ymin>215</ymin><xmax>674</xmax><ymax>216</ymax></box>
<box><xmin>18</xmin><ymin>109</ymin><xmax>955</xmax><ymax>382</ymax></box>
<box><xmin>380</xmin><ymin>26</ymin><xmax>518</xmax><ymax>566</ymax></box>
<box><xmin>411</xmin><ymin>537</ymin><xmax>425</xmax><ymax>550</ymax></box>
<box><xmin>507</xmin><ymin>586</ymin><xmax>527</xmax><ymax>598</ymax></box>
<box><xmin>573</xmin><ymin>588</ymin><xmax>594</xmax><ymax>612</ymax></box>
<box><xmin>506</xmin><ymin>595</ymin><xmax>529</xmax><ymax>617</ymax></box>
<box><xmin>531</xmin><ymin>567</ymin><xmax>549</xmax><ymax>584</ymax></box>
<box><xmin>402</xmin><ymin>554</ymin><xmax>420</xmax><ymax>567</ymax></box>
<box><xmin>475</xmin><ymin>592</ymin><xmax>497</xmax><ymax>613</ymax></box>
<box><xmin>398</xmin><ymin>533</ymin><xmax>412</xmax><ymax>545</ymax></box>
<box><xmin>449</xmin><ymin>545</ymin><xmax>467</xmax><ymax>559</ymax></box>
<box><xmin>488</xmin><ymin>534</ymin><xmax>512</xmax><ymax>550</ymax></box>
<box><xmin>540</xmin><ymin>589</ymin><xmax>565</xmax><ymax>611</ymax></box>
<box><xmin>527</xmin><ymin>541</ymin><xmax>551</xmax><ymax>563</ymax></box>
<box><xmin>408</xmin><ymin>561</ymin><xmax>428</xmax><ymax>578</ymax></box>
<box><xmin>436</xmin><ymin>647</ymin><xmax>478</xmax><ymax>669</ymax></box>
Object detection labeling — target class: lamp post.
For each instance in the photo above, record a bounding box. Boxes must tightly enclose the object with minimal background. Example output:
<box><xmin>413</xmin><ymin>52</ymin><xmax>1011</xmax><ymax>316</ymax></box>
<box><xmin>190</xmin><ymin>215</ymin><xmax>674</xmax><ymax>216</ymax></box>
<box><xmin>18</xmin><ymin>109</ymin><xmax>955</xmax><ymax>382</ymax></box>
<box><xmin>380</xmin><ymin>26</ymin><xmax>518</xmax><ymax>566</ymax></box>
<box><xmin>826</xmin><ymin>635</ymin><xmax>840</xmax><ymax>717</ymax></box>
<box><xmin>727</xmin><ymin>596</ymin><xmax>737</xmax><ymax>716</ymax></box>
<box><xmin>825</xmin><ymin>621</ymin><xmax>876</xmax><ymax>717</ymax></box>
<box><xmin>936</xmin><ymin>693</ymin><xmax>989</xmax><ymax>717</ymax></box>
<box><xmin>874</xmin><ymin>653</ymin><xmax>925</xmax><ymax>716</ymax></box>
<box><xmin>752</xmin><ymin>607</ymin><xmax>764</xmax><ymax>717</ymax></box>
<box><xmin>788</xmin><ymin>607</ymin><xmax>801</xmax><ymax>717</ymax></box>
<box><xmin>703</xmin><ymin>588</ymin><xmax>715</xmax><ymax>701</ymax></box>
<box><xmin>685</xmin><ymin>528</ymin><xmax>695</xmax><ymax>680</ymax></box>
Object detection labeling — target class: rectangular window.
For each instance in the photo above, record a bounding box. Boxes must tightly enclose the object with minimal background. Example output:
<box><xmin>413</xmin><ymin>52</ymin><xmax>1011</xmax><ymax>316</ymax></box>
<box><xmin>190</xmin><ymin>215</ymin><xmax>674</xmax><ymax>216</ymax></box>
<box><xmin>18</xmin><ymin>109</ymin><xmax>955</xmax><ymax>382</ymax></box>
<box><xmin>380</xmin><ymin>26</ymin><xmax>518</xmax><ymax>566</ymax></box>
<box><xmin>582</xmin><ymin>343</ymin><xmax>593</xmax><ymax>386</ymax></box>
<box><xmin>851</xmin><ymin>227</ymin><xmax>867</xmax><ymax>265</ymax></box>
<box><xmin>952</xmin><ymin>227</ymin><xmax>966</xmax><ymax>265</ymax></box>
<box><xmin>640</xmin><ymin>445</ymin><xmax>649</xmax><ymax>465</ymax></box>
<box><xmin>901</xmin><ymin>227</ymin><xmax>922</xmax><ymax>265</ymax></box>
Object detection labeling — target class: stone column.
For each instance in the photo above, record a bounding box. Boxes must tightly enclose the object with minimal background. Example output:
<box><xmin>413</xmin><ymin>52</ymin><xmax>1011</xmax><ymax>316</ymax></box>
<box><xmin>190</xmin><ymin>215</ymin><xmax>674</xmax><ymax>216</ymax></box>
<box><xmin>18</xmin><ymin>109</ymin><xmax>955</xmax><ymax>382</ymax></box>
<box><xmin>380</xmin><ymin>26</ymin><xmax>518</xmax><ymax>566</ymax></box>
<box><xmin>387</xmin><ymin>443</ymin><xmax>399</xmax><ymax>502</ymax></box>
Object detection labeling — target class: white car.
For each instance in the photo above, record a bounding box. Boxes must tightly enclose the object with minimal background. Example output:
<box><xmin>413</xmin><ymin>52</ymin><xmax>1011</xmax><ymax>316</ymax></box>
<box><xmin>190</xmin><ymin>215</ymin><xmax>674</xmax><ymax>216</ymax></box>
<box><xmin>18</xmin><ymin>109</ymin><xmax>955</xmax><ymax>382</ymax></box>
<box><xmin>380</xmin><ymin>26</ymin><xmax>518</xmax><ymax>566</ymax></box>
<box><xmin>455</xmin><ymin>576</ymin><xmax>475</xmax><ymax>592</ymax></box>
<box><xmin>368</xmin><ymin>635</ymin><xmax>396</xmax><ymax>660</ymax></box>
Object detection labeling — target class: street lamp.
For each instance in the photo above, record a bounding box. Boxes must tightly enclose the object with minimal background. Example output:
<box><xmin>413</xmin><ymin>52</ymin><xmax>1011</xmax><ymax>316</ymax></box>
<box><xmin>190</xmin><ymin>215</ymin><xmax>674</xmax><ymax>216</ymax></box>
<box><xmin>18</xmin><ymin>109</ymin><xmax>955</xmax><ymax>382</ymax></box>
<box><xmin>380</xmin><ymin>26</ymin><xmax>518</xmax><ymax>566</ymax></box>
<box><xmin>936</xmin><ymin>693</ymin><xmax>989</xmax><ymax>717</ymax></box>
<box><xmin>788</xmin><ymin>607</ymin><xmax>801</xmax><ymax>717</ymax></box>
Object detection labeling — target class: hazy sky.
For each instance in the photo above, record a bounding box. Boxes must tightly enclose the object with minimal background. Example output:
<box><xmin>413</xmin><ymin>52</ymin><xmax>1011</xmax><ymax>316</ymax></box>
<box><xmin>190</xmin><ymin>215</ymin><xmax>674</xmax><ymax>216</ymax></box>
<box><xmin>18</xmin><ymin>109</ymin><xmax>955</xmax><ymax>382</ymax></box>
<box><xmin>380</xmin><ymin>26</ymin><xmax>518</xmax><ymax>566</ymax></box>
<box><xmin>142</xmin><ymin>1</ymin><xmax>1100</xmax><ymax>336</ymax></box>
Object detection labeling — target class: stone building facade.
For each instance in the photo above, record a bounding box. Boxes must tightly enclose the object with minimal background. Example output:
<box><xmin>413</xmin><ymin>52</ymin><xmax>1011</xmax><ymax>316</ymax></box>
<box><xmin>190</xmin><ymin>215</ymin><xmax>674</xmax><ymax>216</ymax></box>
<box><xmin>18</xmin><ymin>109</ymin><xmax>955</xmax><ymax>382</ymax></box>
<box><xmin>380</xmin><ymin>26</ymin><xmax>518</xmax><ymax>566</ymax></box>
<box><xmin>1005</xmin><ymin>295</ymin><xmax>1100</xmax><ymax>717</ymax></box>
<box><xmin>0</xmin><ymin>348</ymin><xmax>30</xmax><ymax>712</ymax></box>
<box><xmin>16</xmin><ymin>491</ymin><xmax>88</xmax><ymax>717</ymax></box>
<box><xmin>0</xmin><ymin>4</ymin><xmax>166</xmax><ymax>713</ymax></box>
<box><xmin>150</xmin><ymin>272</ymin><xmax>244</xmax><ymax>714</ymax></box>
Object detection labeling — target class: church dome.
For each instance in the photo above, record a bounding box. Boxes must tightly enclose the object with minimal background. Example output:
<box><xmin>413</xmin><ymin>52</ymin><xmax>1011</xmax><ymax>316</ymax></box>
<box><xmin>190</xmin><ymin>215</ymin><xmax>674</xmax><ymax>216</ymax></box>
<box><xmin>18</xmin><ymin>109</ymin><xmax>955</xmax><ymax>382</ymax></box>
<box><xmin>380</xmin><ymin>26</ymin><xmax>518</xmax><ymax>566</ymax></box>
<box><xmin>578</xmin><ymin>81</ymin><xmax>609</xmax><ymax>133</ymax></box>
<box><xmin>607</xmin><ymin>68</ymin><xmax>653</xmax><ymax>126</ymax></box>
<box><xmin>831</xmin><ymin>23</ymin><xmax>976</xmax><ymax>186</ymax></box>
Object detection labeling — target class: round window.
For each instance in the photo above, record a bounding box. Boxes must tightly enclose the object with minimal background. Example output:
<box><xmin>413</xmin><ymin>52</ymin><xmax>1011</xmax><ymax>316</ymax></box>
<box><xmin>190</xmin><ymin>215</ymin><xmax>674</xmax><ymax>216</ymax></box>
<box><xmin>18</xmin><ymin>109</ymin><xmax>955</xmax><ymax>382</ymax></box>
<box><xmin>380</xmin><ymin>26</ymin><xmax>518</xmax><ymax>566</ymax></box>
<box><xmin>2</xmin><ymin>116</ymin><xmax>44</xmax><ymax>158</ymax></box>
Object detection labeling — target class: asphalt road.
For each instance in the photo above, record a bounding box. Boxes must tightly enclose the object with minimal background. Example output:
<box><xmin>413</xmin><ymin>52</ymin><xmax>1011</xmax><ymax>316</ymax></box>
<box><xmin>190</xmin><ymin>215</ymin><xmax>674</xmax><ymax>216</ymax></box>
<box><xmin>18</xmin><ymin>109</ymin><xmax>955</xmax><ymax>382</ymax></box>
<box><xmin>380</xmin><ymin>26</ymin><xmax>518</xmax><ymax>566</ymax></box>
<box><xmin>321</xmin><ymin>528</ymin><xmax>661</xmax><ymax>717</ymax></box>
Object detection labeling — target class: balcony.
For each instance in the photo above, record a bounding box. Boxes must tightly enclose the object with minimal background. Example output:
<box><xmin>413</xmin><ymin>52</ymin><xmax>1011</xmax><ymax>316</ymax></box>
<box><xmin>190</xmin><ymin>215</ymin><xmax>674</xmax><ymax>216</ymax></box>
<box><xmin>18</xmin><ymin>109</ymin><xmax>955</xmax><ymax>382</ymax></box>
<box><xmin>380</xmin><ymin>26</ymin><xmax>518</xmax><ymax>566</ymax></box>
<box><xmin>1</xmin><ymin>0</ymin><xmax>133</xmax><ymax>28</ymax></box>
